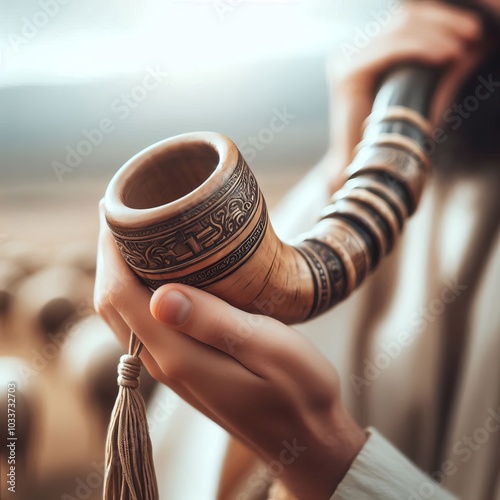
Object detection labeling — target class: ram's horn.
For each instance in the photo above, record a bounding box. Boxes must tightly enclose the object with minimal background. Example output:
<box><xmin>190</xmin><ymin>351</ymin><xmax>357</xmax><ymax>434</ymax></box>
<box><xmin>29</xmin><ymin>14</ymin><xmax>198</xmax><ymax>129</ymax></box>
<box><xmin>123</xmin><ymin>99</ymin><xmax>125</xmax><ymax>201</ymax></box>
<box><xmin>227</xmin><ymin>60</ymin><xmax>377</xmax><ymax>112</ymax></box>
<box><xmin>104</xmin><ymin>65</ymin><xmax>436</xmax><ymax>324</ymax></box>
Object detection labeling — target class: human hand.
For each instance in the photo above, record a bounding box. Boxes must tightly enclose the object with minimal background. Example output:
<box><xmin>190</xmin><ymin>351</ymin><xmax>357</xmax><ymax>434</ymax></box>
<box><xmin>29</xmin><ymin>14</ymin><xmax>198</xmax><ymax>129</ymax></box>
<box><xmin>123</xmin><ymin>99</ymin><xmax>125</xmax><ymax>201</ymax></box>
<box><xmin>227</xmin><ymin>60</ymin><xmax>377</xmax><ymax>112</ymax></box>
<box><xmin>326</xmin><ymin>1</ymin><xmax>486</xmax><ymax>194</ymax></box>
<box><xmin>94</xmin><ymin>203</ymin><xmax>366</xmax><ymax>499</ymax></box>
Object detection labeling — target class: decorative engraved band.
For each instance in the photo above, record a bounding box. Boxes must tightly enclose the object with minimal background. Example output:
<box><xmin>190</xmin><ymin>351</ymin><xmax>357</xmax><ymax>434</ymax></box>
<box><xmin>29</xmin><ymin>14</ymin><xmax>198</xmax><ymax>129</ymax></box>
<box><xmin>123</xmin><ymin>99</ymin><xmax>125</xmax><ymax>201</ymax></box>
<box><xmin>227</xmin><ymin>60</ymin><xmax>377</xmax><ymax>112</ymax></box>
<box><xmin>299</xmin><ymin>105</ymin><xmax>431</xmax><ymax>316</ymax></box>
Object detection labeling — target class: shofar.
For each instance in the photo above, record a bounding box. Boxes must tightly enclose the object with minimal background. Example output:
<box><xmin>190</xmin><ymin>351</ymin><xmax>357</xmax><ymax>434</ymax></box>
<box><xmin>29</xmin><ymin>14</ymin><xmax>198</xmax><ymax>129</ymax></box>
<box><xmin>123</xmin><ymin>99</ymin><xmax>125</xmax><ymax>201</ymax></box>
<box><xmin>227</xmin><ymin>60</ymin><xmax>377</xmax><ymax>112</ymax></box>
<box><xmin>104</xmin><ymin>65</ymin><xmax>436</xmax><ymax>325</ymax></box>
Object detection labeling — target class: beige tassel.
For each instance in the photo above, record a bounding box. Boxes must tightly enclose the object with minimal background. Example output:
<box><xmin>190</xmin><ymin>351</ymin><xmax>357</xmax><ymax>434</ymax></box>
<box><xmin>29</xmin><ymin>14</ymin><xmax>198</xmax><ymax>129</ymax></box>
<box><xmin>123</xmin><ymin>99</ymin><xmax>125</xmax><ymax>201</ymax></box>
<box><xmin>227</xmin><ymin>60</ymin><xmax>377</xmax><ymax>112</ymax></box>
<box><xmin>103</xmin><ymin>332</ymin><xmax>158</xmax><ymax>500</ymax></box>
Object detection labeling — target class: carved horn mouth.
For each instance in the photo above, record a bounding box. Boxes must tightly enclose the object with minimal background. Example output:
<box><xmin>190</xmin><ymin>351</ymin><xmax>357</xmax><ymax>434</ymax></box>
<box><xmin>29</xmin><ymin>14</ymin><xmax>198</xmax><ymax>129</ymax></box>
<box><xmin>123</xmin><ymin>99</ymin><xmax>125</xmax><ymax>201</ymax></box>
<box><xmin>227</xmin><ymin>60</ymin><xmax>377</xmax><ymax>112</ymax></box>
<box><xmin>104</xmin><ymin>132</ymin><xmax>238</xmax><ymax>229</ymax></box>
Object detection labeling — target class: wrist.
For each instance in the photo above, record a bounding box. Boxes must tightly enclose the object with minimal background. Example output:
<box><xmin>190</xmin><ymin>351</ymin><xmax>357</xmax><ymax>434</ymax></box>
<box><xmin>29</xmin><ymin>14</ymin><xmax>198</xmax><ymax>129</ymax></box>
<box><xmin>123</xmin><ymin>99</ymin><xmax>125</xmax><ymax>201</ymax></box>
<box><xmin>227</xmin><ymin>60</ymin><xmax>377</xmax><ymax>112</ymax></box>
<box><xmin>281</xmin><ymin>405</ymin><xmax>366</xmax><ymax>499</ymax></box>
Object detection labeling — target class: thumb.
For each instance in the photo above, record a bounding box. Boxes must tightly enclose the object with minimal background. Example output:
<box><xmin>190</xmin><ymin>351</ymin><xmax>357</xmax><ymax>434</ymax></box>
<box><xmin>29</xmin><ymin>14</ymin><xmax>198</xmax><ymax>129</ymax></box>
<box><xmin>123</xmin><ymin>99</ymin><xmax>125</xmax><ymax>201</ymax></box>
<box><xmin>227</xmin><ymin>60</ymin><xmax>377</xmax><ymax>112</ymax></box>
<box><xmin>150</xmin><ymin>284</ymin><xmax>282</xmax><ymax>367</ymax></box>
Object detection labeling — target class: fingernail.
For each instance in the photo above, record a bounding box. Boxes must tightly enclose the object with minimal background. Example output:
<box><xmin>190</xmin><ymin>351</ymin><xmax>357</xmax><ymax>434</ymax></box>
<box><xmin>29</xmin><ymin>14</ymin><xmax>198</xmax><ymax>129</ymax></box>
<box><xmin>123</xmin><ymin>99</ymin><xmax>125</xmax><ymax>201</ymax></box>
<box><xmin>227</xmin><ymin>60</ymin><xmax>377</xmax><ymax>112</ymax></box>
<box><xmin>157</xmin><ymin>290</ymin><xmax>192</xmax><ymax>326</ymax></box>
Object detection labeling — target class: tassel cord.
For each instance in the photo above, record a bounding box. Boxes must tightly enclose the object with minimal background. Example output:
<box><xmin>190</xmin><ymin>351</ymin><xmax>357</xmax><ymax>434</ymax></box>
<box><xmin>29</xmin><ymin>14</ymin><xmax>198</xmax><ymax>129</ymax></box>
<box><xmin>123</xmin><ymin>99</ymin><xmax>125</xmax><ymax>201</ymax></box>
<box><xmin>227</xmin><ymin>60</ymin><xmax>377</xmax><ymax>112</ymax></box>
<box><xmin>103</xmin><ymin>331</ymin><xmax>159</xmax><ymax>500</ymax></box>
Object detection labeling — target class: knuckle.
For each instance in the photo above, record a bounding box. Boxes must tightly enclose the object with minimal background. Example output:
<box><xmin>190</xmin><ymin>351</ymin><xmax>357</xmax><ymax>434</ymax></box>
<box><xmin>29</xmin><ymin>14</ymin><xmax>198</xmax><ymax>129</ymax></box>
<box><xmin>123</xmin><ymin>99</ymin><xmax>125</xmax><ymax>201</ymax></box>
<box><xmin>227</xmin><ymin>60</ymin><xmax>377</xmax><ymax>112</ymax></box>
<box><xmin>107</xmin><ymin>284</ymin><xmax>127</xmax><ymax>313</ymax></box>
<box><xmin>93</xmin><ymin>289</ymin><xmax>112</xmax><ymax>318</ymax></box>
<box><xmin>209</xmin><ymin>312</ymin><xmax>225</xmax><ymax>333</ymax></box>
<box><xmin>94</xmin><ymin>272</ymin><xmax>129</xmax><ymax>316</ymax></box>
<box><xmin>147</xmin><ymin>364</ymin><xmax>166</xmax><ymax>384</ymax></box>
<box><xmin>462</xmin><ymin>15</ymin><xmax>482</xmax><ymax>40</ymax></box>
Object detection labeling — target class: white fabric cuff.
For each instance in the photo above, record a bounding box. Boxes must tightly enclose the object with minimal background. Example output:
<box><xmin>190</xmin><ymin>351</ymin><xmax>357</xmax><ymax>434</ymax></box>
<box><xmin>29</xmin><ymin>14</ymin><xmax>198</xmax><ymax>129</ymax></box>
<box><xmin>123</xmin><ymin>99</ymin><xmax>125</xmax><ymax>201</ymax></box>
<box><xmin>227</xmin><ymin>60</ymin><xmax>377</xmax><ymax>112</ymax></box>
<box><xmin>331</xmin><ymin>428</ymin><xmax>457</xmax><ymax>500</ymax></box>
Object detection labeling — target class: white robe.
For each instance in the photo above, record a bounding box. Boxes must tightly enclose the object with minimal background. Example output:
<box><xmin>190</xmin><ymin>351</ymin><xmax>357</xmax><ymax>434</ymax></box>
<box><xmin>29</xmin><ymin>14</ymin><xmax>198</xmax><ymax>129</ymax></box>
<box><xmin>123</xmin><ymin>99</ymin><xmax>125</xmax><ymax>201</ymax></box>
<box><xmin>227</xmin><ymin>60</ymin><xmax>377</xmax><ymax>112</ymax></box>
<box><xmin>148</xmin><ymin>159</ymin><xmax>500</xmax><ymax>499</ymax></box>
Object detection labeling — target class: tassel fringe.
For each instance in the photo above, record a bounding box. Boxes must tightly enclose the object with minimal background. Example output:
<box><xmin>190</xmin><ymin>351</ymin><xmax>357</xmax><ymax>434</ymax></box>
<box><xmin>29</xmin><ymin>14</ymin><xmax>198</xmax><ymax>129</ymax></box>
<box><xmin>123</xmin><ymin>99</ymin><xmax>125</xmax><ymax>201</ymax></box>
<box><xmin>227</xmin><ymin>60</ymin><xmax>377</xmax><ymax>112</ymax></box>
<box><xmin>104</xmin><ymin>333</ymin><xmax>159</xmax><ymax>500</ymax></box>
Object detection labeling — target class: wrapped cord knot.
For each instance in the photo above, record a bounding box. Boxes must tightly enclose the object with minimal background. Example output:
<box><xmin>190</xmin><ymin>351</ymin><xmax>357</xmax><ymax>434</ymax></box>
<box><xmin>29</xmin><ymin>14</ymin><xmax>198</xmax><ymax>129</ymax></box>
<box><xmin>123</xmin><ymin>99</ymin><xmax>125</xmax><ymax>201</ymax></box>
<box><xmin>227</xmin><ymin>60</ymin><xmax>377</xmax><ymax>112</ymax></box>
<box><xmin>118</xmin><ymin>354</ymin><xmax>141</xmax><ymax>389</ymax></box>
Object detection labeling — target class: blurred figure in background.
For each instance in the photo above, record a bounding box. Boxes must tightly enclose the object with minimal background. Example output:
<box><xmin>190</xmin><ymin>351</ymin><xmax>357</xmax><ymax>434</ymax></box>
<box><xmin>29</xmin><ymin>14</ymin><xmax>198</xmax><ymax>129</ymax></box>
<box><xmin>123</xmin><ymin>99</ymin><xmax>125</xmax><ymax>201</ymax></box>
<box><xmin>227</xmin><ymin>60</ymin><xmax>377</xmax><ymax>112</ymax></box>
<box><xmin>95</xmin><ymin>1</ymin><xmax>500</xmax><ymax>499</ymax></box>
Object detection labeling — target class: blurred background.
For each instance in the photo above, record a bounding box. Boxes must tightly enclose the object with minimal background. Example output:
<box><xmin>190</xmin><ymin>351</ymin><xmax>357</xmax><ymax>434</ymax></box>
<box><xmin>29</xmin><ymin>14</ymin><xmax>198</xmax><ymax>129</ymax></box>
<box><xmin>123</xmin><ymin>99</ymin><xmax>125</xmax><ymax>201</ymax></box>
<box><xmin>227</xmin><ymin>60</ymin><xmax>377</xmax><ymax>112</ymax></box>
<box><xmin>4</xmin><ymin>1</ymin><xmax>500</xmax><ymax>499</ymax></box>
<box><xmin>0</xmin><ymin>1</ymin><xmax>396</xmax><ymax>498</ymax></box>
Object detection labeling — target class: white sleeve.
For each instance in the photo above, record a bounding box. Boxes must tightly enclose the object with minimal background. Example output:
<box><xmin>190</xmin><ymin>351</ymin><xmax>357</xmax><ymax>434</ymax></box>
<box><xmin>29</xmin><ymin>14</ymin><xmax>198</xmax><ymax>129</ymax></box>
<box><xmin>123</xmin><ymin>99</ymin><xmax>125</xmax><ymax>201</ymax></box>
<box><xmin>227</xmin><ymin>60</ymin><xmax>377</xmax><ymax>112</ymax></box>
<box><xmin>331</xmin><ymin>428</ymin><xmax>457</xmax><ymax>500</ymax></box>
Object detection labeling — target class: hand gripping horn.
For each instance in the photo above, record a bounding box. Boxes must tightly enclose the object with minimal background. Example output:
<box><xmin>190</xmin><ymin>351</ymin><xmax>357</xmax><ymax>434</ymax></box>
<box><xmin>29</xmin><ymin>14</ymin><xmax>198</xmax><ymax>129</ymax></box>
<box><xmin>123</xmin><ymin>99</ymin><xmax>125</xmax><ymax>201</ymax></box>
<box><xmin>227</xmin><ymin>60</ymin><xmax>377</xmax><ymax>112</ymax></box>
<box><xmin>101</xmin><ymin>64</ymin><xmax>438</xmax><ymax>500</ymax></box>
<box><xmin>101</xmin><ymin>3</ymin><xmax>500</xmax><ymax>497</ymax></box>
